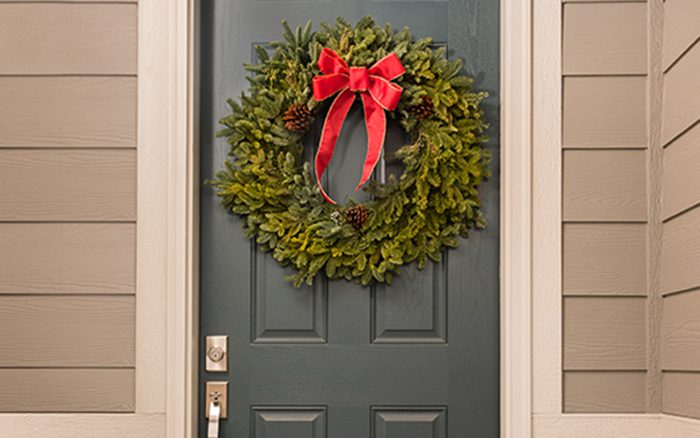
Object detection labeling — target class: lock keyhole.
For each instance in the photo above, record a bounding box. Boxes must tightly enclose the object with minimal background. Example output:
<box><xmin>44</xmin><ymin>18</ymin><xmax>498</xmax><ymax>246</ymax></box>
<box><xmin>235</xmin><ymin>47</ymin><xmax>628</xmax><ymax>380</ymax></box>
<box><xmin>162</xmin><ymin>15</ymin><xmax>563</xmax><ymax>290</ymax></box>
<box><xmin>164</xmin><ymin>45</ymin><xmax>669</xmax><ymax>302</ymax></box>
<box><xmin>208</xmin><ymin>346</ymin><xmax>225</xmax><ymax>363</ymax></box>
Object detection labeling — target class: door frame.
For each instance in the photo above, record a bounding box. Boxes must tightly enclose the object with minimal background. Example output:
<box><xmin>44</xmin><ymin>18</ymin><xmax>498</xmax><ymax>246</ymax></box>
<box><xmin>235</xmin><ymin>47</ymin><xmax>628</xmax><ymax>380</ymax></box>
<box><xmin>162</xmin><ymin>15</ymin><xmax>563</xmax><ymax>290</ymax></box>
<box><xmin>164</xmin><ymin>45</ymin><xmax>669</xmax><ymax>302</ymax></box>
<box><xmin>161</xmin><ymin>0</ymin><xmax>534</xmax><ymax>437</ymax></box>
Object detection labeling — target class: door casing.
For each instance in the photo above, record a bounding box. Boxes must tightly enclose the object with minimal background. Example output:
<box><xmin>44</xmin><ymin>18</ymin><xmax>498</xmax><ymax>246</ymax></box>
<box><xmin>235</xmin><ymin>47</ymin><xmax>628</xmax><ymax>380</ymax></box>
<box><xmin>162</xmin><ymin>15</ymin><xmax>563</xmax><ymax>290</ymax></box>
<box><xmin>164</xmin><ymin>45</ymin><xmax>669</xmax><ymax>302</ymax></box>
<box><xmin>160</xmin><ymin>0</ymin><xmax>534</xmax><ymax>437</ymax></box>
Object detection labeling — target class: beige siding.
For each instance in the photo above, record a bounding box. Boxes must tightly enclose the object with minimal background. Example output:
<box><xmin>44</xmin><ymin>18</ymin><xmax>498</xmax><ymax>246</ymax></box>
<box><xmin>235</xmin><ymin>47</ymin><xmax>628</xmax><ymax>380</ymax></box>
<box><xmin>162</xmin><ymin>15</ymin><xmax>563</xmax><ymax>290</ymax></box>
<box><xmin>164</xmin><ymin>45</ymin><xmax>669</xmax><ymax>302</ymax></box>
<box><xmin>0</xmin><ymin>296</ymin><xmax>134</xmax><ymax>367</ymax></box>
<box><xmin>563</xmin><ymin>2</ymin><xmax>647</xmax><ymax>75</ymax></box>
<box><xmin>0</xmin><ymin>223</ymin><xmax>135</xmax><ymax>295</ymax></box>
<box><xmin>662</xmin><ymin>0</ymin><xmax>700</xmax><ymax>70</ymax></box>
<box><xmin>0</xmin><ymin>77</ymin><xmax>136</xmax><ymax>148</ymax></box>
<box><xmin>0</xmin><ymin>369</ymin><xmax>134</xmax><ymax>412</ymax></box>
<box><xmin>563</xmin><ymin>223</ymin><xmax>646</xmax><ymax>296</ymax></box>
<box><xmin>662</xmin><ymin>123</ymin><xmax>700</xmax><ymax>219</ymax></box>
<box><xmin>561</xmin><ymin>0</ymin><xmax>649</xmax><ymax>413</ymax></box>
<box><xmin>564</xmin><ymin>371</ymin><xmax>646</xmax><ymax>413</ymax></box>
<box><xmin>0</xmin><ymin>150</ymin><xmax>136</xmax><ymax>221</ymax></box>
<box><xmin>660</xmin><ymin>0</ymin><xmax>700</xmax><ymax>420</ymax></box>
<box><xmin>563</xmin><ymin>150</ymin><xmax>647</xmax><ymax>222</ymax></box>
<box><xmin>661</xmin><ymin>42</ymin><xmax>700</xmax><ymax>145</ymax></box>
<box><xmin>0</xmin><ymin>1</ymin><xmax>136</xmax><ymax>413</ymax></box>
<box><xmin>661</xmin><ymin>292</ymin><xmax>700</xmax><ymax>371</ymax></box>
<box><xmin>564</xmin><ymin>297</ymin><xmax>646</xmax><ymax>370</ymax></box>
<box><xmin>663</xmin><ymin>372</ymin><xmax>700</xmax><ymax>418</ymax></box>
<box><xmin>0</xmin><ymin>4</ymin><xmax>136</xmax><ymax>75</ymax></box>
<box><xmin>563</xmin><ymin>76</ymin><xmax>647</xmax><ymax>149</ymax></box>
<box><xmin>661</xmin><ymin>206</ymin><xmax>700</xmax><ymax>295</ymax></box>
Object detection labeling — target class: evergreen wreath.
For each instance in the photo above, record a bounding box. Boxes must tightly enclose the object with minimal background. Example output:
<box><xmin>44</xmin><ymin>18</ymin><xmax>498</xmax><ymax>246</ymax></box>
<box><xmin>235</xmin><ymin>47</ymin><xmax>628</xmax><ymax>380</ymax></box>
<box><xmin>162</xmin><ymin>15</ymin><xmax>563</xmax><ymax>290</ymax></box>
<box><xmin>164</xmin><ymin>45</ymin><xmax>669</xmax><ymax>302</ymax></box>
<box><xmin>212</xmin><ymin>17</ymin><xmax>490</xmax><ymax>287</ymax></box>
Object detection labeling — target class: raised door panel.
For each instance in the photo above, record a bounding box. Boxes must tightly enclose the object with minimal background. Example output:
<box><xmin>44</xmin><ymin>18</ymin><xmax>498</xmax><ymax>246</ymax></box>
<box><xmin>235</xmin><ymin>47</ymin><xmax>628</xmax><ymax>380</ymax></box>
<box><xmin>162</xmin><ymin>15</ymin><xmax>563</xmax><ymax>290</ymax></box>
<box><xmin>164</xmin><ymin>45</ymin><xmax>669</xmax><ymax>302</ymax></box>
<box><xmin>371</xmin><ymin>261</ymin><xmax>447</xmax><ymax>343</ymax></box>
<box><xmin>252</xmin><ymin>250</ymin><xmax>328</xmax><ymax>343</ymax></box>
<box><xmin>253</xmin><ymin>407</ymin><xmax>327</xmax><ymax>438</ymax></box>
<box><xmin>372</xmin><ymin>407</ymin><xmax>447</xmax><ymax>438</ymax></box>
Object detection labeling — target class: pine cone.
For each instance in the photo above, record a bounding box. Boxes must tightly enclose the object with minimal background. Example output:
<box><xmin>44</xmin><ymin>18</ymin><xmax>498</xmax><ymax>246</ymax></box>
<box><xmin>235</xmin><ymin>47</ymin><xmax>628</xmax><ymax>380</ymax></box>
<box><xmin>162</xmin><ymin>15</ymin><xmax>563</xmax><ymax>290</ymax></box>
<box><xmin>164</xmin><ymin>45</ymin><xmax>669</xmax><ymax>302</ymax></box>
<box><xmin>283</xmin><ymin>103</ymin><xmax>312</xmax><ymax>133</ymax></box>
<box><xmin>344</xmin><ymin>205</ymin><xmax>368</xmax><ymax>230</ymax></box>
<box><xmin>410</xmin><ymin>95</ymin><xmax>434</xmax><ymax>120</ymax></box>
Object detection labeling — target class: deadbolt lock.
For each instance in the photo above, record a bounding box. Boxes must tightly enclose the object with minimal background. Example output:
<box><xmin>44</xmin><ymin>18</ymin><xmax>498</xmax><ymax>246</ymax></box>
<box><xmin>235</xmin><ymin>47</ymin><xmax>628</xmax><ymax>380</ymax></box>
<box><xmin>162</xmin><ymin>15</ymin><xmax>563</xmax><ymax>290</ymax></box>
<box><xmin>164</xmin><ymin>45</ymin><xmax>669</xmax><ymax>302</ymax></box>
<box><xmin>208</xmin><ymin>346</ymin><xmax>225</xmax><ymax>362</ymax></box>
<box><xmin>205</xmin><ymin>335</ymin><xmax>228</xmax><ymax>372</ymax></box>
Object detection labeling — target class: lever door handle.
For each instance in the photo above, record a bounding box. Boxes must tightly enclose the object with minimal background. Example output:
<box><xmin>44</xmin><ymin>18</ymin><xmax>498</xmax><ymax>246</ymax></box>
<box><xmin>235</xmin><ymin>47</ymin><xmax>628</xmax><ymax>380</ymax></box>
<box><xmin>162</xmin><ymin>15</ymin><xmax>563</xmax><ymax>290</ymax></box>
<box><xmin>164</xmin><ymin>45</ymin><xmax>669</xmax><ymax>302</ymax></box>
<box><xmin>207</xmin><ymin>401</ymin><xmax>221</xmax><ymax>438</ymax></box>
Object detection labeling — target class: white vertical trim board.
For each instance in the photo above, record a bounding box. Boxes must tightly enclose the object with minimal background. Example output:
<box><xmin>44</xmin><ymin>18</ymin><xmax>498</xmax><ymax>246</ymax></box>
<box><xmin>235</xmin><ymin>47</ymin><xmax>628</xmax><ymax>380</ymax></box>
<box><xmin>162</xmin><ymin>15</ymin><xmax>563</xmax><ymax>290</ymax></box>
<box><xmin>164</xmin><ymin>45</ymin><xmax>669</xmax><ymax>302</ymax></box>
<box><xmin>165</xmin><ymin>0</ymin><xmax>199</xmax><ymax>437</ymax></box>
<box><xmin>500</xmin><ymin>0</ymin><xmax>533</xmax><ymax>437</ymax></box>
<box><xmin>136</xmin><ymin>0</ymin><xmax>169</xmax><ymax>414</ymax></box>
<box><xmin>531</xmin><ymin>0</ymin><xmax>563</xmax><ymax>417</ymax></box>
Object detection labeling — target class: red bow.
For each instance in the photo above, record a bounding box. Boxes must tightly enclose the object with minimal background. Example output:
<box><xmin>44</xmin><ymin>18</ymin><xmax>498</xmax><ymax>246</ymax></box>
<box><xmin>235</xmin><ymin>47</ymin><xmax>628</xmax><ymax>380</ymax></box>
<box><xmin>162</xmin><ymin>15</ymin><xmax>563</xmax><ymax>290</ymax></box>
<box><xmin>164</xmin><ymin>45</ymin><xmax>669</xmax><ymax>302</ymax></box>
<box><xmin>312</xmin><ymin>48</ymin><xmax>405</xmax><ymax>204</ymax></box>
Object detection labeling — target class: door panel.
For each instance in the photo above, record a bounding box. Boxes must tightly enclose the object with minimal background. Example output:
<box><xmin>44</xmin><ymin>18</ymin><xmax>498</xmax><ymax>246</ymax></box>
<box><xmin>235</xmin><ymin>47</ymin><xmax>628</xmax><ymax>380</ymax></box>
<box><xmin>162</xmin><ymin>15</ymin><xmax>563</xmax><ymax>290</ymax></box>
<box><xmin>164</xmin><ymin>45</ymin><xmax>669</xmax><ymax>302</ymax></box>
<box><xmin>200</xmin><ymin>1</ymin><xmax>500</xmax><ymax>436</ymax></box>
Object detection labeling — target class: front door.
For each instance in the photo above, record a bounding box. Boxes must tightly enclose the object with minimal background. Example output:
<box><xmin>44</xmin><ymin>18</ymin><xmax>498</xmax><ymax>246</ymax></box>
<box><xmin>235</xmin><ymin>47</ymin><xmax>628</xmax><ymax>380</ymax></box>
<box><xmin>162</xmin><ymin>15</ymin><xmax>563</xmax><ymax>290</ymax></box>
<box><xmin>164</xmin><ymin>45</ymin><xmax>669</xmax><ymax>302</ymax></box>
<box><xmin>199</xmin><ymin>2</ymin><xmax>500</xmax><ymax>437</ymax></box>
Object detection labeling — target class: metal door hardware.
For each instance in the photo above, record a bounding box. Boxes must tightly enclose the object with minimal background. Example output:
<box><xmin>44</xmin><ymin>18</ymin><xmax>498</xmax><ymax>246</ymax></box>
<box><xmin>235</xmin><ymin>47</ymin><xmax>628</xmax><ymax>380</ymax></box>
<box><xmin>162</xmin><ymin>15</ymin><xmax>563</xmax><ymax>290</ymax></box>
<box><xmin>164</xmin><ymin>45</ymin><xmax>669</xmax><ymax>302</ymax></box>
<box><xmin>207</xmin><ymin>400</ymin><xmax>221</xmax><ymax>438</ymax></box>
<box><xmin>205</xmin><ymin>381</ymin><xmax>228</xmax><ymax>419</ymax></box>
<box><xmin>206</xmin><ymin>335</ymin><xmax>228</xmax><ymax>372</ymax></box>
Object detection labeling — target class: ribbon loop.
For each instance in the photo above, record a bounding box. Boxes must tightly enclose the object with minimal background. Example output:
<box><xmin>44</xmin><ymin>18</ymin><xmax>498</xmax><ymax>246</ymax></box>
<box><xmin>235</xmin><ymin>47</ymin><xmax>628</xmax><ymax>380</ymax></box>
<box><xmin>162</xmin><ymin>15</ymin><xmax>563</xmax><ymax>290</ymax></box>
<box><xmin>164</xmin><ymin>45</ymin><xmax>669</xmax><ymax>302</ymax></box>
<box><xmin>311</xmin><ymin>49</ymin><xmax>405</xmax><ymax>204</ymax></box>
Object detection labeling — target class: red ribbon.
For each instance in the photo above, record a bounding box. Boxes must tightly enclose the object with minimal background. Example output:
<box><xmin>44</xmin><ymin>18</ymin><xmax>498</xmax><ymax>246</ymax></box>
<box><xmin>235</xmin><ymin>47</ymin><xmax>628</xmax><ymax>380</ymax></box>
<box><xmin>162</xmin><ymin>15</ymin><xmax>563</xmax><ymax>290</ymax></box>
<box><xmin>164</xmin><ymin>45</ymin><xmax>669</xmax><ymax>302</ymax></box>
<box><xmin>312</xmin><ymin>48</ymin><xmax>405</xmax><ymax>204</ymax></box>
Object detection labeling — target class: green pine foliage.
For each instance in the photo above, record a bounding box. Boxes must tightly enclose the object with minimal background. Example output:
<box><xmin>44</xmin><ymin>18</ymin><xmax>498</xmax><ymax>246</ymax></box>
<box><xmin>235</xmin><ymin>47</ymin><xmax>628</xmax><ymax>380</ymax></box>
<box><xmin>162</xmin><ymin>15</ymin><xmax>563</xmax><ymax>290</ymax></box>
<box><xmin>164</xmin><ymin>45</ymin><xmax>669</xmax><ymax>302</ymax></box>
<box><xmin>212</xmin><ymin>17</ymin><xmax>490</xmax><ymax>287</ymax></box>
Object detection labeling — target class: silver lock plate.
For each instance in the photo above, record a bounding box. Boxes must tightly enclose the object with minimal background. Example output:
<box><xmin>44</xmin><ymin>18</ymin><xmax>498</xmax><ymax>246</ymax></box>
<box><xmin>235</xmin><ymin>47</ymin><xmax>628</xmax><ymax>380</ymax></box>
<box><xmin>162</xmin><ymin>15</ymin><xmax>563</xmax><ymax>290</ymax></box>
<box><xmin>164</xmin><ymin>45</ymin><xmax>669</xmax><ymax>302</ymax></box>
<box><xmin>205</xmin><ymin>381</ymin><xmax>228</xmax><ymax>419</ymax></box>
<box><xmin>206</xmin><ymin>335</ymin><xmax>228</xmax><ymax>372</ymax></box>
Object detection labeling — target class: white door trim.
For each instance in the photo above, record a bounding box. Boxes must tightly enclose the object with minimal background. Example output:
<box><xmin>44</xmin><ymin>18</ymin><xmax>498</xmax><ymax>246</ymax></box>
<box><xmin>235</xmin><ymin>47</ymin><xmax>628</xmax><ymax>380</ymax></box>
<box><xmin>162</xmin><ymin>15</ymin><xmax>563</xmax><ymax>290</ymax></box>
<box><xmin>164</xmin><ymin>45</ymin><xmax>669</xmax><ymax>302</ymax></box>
<box><xmin>164</xmin><ymin>1</ymin><xmax>534</xmax><ymax>437</ymax></box>
<box><xmin>500</xmin><ymin>0</ymin><xmax>533</xmax><ymax>436</ymax></box>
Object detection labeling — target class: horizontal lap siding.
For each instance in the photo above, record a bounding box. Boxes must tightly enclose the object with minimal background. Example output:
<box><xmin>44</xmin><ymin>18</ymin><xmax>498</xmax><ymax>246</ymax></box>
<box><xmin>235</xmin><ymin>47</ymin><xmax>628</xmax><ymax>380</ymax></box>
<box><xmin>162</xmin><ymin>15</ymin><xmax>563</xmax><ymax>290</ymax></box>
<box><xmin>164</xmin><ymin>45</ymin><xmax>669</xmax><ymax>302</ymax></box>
<box><xmin>563</xmin><ymin>224</ymin><xmax>646</xmax><ymax>296</ymax></box>
<box><xmin>0</xmin><ymin>296</ymin><xmax>135</xmax><ymax>367</ymax></box>
<box><xmin>561</xmin><ymin>0</ymin><xmax>649</xmax><ymax>413</ymax></box>
<box><xmin>0</xmin><ymin>77</ymin><xmax>136</xmax><ymax>148</ymax></box>
<box><xmin>563</xmin><ymin>2</ymin><xmax>647</xmax><ymax>75</ymax></box>
<box><xmin>563</xmin><ymin>150</ymin><xmax>647</xmax><ymax>222</ymax></box>
<box><xmin>662</xmin><ymin>0</ymin><xmax>700</xmax><ymax>71</ymax></box>
<box><xmin>0</xmin><ymin>149</ymin><xmax>136</xmax><ymax>221</ymax></box>
<box><xmin>0</xmin><ymin>1</ymin><xmax>137</xmax><ymax>413</ymax></box>
<box><xmin>563</xmin><ymin>76</ymin><xmax>647</xmax><ymax>149</ymax></box>
<box><xmin>0</xmin><ymin>223</ymin><xmax>135</xmax><ymax>294</ymax></box>
<box><xmin>0</xmin><ymin>4</ymin><xmax>136</xmax><ymax>75</ymax></box>
<box><xmin>662</xmin><ymin>123</ymin><xmax>700</xmax><ymax>219</ymax></box>
<box><xmin>661</xmin><ymin>292</ymin><xmax>700</xmax><ymax>370</ymax></box>
<box><xmin>661</xmin><ymin>42</ymin><xmax>700</xmax><ymax>145</ymax></box>
<box><xmin>564</xmin><ymin>371</ymin><xmax>646</xmax><ymax>413</ymax></box>
<box><xmin>660</xmin><ymin>0</ymin><xmax>700</xmax><ymax>419</ymax></box>
<box><xmin>0</xmin><ymin>369</ymin><xmax>134</xmax><ymax>413</ymax></box>
<box><xmin>564</xmin><ymin>297</ymin><xmax>646</xmax><ymax>370</ymax></box>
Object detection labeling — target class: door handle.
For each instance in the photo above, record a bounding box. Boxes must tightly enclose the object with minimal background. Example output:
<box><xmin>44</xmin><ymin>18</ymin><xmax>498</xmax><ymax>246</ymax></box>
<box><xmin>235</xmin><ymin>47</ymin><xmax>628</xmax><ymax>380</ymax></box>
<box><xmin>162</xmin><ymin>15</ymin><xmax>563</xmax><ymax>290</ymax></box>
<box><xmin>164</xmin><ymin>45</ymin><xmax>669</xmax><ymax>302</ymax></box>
<box><xmin>207</xmin><ymin>401</ymin><xmax>221</xmax><ymax>438</ymax></box>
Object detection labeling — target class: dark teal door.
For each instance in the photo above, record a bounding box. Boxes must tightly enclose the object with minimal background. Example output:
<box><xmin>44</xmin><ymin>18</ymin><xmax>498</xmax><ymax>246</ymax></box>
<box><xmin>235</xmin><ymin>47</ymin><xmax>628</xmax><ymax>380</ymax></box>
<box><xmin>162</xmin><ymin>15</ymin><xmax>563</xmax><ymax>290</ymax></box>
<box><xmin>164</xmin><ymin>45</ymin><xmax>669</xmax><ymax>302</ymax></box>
<box><xmin>199</xmin><ymin>2</ymin><xmax>499</xmax><ymax>437</ymax></box>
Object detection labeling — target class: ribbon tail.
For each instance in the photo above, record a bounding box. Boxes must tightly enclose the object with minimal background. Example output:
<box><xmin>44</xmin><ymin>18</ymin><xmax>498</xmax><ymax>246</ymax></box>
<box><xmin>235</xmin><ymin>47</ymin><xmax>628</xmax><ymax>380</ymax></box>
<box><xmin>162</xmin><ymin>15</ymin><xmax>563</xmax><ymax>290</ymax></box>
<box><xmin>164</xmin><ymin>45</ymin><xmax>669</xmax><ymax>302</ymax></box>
<box><xmin>356</xmin><ymin>93</ymin><xmax>386</xmax><ymax>191</ymax></box>
<box><xmin>315</xmin><ymin>88</ymin><xmax>355</xmax><ymax>204</ymax></box>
